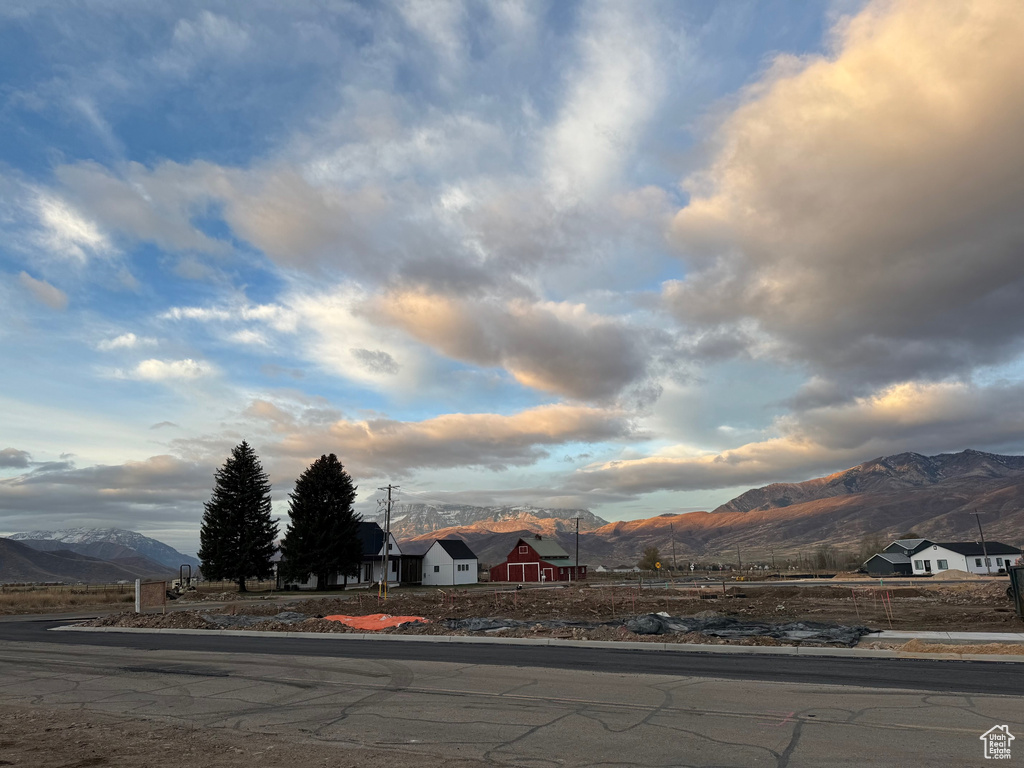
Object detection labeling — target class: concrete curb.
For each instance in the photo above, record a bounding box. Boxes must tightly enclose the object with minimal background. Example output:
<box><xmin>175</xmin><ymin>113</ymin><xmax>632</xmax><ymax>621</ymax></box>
<box><xmin>50</xmin><ymin>624</ymin><xmax>1024</xmax><ymax>662</ymax></box>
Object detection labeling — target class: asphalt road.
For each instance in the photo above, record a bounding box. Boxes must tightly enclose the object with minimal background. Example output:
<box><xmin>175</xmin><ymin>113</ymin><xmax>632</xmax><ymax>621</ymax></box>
<box><xmin>1</xmin><ymin>615</ymin><xmax>1023</xmax><ymax>696</ymax></box>
<box><xmin>2</xmin><ymin>618</ymin><xmax>1023</xmax><ymax>767</ymax></box>
<box><xmin>3</xmin><ymin>616</ymin><xmax>1024</xmax><ymax>767</ymax></box>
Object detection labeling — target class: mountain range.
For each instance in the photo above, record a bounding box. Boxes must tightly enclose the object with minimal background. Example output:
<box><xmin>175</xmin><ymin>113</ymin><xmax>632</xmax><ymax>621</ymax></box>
<box><xmin>0</xmin><ymin>538</ymin><xmax>176</xmax><ymax>584</ymax></box>
<box><xmin>8</xmin><ymin>528</ymin><xmax>199</xmax><ymax>569</ymax></box>
<box><xmin>373</xmin><ymin>504</ymin><xmax>607</xmax><ymax>538</ymax></box>
<box><xmin>398</xmin><ymin>450</ymin><xmax>1024</xmax><ymax>566</ymax></box>
<box><xmin>2</xmin><ymin>528</ymin><xmax>198</xmax><ymax>584</ymax></box>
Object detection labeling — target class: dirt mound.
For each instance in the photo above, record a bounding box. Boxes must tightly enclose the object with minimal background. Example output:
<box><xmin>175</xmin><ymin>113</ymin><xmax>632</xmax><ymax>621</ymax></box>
<box><xmin>89</xmin><ymin>611</ymin><xmax>215</xmax><ymax>629</ymax></box>
<box><xmin>178</xmin><ymin>590</ymin><xmax>246</xmax><ymax>602</ymax></box>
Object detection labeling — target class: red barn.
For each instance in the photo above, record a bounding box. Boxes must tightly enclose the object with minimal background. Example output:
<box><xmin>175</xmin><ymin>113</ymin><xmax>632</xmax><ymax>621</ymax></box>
<box><xmin>489</xmin><ymin>535</ymin><xmax>587</xmax><ymax>582</ymax></box>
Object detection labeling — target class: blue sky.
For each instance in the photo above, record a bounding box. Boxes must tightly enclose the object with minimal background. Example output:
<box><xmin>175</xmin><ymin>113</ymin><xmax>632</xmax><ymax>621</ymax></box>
<box><xmin>3</xmin><ymin>0</ymin><xmax>1024</xmax><ymax>556</ymax></box>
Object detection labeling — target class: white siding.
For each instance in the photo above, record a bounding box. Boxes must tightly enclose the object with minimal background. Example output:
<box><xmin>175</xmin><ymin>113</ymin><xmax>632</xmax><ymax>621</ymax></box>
<box><xmin>422</xmin><ymin>542</ymin><xmax>478</xmax><ymax>586</ymax></box>
<box><xmin>910</xmin><ymin>545</ymin><xmax>1013</xmax><ymax>575</ymax></box>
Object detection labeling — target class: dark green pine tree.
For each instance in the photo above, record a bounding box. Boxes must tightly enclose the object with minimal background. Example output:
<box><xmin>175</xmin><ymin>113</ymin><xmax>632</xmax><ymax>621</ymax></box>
<box><xmin>198</xmin><ymin>441</ymin><xmax>278</xmax><ymax>592</ymax></box>
<box><xmin>279</xmin><ymin>454</ymin><xmax>362</xmax><ymax>591</ymax></box>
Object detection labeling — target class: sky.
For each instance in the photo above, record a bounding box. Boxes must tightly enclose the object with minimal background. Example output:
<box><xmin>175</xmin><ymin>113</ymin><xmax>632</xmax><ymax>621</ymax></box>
<box><xmin>3</xmin><ymin>0</ymin><xmax>1024</xmax><ymax>557</ymax></box>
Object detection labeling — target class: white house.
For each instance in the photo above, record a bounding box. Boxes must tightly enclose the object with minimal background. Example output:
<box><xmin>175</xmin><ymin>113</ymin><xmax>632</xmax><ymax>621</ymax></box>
<box><xmin>281</xmin><ymin>521</ymin><xmax>403</xmax><ymax>590</ymax></box>
<box><xmin>906</xmin><ymin>541</ymin><xmax>1021</xmax><ymax>575</ymax></box>
<box><xmin>421</xmin><ymin>539</ymin><xmax>478</xmax><ymax>586</ymax></box>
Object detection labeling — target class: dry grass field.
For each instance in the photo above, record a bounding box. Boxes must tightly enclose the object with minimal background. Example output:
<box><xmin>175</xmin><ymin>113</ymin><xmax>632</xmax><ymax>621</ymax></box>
<box><xmin>0</xmin><ymin>583</ymin><xmax>136</xmax><ymax>614</ymax></box>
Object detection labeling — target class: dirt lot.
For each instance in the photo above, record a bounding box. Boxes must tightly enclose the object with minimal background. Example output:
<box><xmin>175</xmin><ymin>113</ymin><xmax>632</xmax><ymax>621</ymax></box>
<box><xmin>0</xmin><ymin>703</ymin><xmax>490</xmax><ymax>768</ymax></box>
<box><xmin>84</xmin><ymin>580</ymin><xmax>1022</xmax><ymax>639</ymax></box>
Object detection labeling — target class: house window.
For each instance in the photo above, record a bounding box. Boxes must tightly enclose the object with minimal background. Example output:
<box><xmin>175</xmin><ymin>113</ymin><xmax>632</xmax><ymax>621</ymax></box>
<box><xmin>433</xmin><ymin>565</ymin><xmax>440</xmax><ymax>573</ymax></box>
<box><xmin>996</xmin><ymin>558</ymin><xmax>1004</xmax><ymax>567</ymax></box>
<box><xmin>560</xmin><ymin>568</ymin><xmax>565</xmax><ymax>575</ymax></box>
<box><xmin>937</xmin><ymin>560</ymin><xmax>948</xmax><ymax>570</ymax></box>
<box><xmin>518</xmin><ymin>545</ymin><xmax>528</xmax><ymax>554</ymax></box>
<box><xmin>976</xmin><ymin>558</ymin><xmax>983</xmax><ymax>567</ymax></box>
<box><xmin>914</xmin><ymin>560</ymin><xmax>923</xmax><ymax>570</ymax></box>
<box><xmin>985</xmin><ymin>558</ymin><xmax>992</xmax><ymax>566</ymax></box>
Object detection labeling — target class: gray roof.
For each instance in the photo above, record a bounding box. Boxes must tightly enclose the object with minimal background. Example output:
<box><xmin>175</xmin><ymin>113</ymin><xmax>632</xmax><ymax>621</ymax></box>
<box><xmin>435</xmin><ymin>538</ymin><xmax>477</xmax><ymax>560</ymax></box>
<box><xmin>400</xmin><ymin>541</ymin><xmax>432</xmax><ymax>557</ymax></box>
<box><xmin>934</xmin><ymin>541</ymin><xmax>1022</xmax><ymax>556</ymax></box>
<box><xmin>865</xmin><ymin>552</ymin><xmax>911</xmax><ymax>565</ymax></box>
<box><xmin>519</xmin><ymin>536</ymin><xmax>570</xmax><ymax>559</ymax></box>
<box><xmin>884</xmin><ymin>538</ymin><xmax>931</xmax><ymax>553</ymax></box>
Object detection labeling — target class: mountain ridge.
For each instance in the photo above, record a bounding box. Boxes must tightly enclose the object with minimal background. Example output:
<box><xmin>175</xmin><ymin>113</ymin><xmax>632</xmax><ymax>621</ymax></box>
<box><xmin>399</xmin><ymin>450</ymin><xmax>1024</xmax><ymax>566</ymax></box>
<box><xmin>373</xmin><ymin>503</ymin><xmax>607</xmax><ymax>538</ymax></box>
<box><xmin>7</xmin><ymin>528</ymin><xmax>198</xmax><ymax>569</ymax></box>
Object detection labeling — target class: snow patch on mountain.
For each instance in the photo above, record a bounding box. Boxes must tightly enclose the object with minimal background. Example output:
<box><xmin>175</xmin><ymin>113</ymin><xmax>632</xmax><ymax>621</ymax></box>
<box><xmin>374</xmin><ymin>504</ymin><xmax>607</xmax><ymax>538</ymax></box>
<box><xmin>7</xmin><ymin>528</ymin><xmax>198</xmax><ymax>569</ymax></box>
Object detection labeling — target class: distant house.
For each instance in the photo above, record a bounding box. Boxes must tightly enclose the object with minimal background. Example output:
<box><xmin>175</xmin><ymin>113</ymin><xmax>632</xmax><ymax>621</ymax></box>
<box><xmin>489</xmin><ymin>535</ymin><xmax>586</xmax><ymax>582</ymax></box>
<box><xmin>421</xmin><ymin>539</ymin><xmax>479</xmax><ymax>586</ymax></box>
<box><xmin>863</xmin><ymin>552</ymin><xmax>912</xmax><ymax>576</ymax></box>
<box><xmin>281</xmin><ymin>521</ymin><xmax>402</xmax><ymax>590</ymax></box>
<box><xmin>864</xmin><ymin>538</ymin><xmax>1023</xmax><ymax>576</ymax></box>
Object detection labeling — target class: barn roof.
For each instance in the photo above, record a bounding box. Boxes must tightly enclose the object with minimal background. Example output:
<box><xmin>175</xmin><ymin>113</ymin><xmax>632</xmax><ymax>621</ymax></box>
<box><xmin>520</xmin><ymin>536</ymin><xmax>570</xmax><ymax>559</ymax></box>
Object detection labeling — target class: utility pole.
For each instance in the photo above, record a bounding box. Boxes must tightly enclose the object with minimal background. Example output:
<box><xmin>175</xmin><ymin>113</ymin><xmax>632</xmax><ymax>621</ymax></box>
<box><xmin>670</xmin><ymin>522</ymin><xmax>678</xmax><ymax>573</ymax></box>
<box><xmin>571</xmin><ymin>517</ymin><xmax>581</xmax><ymax>581</ymax></box>
<box><xmin>378</xmin><ymin>484</ymin><xmax>399</xmax><ymax>598</ymax></box>
<box><xmin>973</xmin><ymin>510</ymin><xmax>991</xmax><ymax>575</ymax></box>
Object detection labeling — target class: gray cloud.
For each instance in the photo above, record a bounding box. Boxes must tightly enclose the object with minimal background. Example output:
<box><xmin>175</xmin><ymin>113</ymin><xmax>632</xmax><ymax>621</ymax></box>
<box><xmin>363</xmin><ymin>289</ymin><xmax>673</xmax><ymax>401</ymax></box>
<box><xmin>667</xmin><ymin>0</ymin><xmax>1024</xmax><ymax>385</ymax></box>
<box><xmin>0</xmin><ymin>455</ymin><xmax>214</xmax><ymax>547</ymax></box>
<box><xmin>244</xmin><ymin>400</ymin><xmax>637</xmax><ymax>477</ymax></box>
<box><xmin>351</xmin><ymin>348</ymin><xmax>400</xmax><ymax>376</ymax></box>
<box><xmin>18</xmin><ymin>271</ymin><xmax>68</xmax><ymax>310</ymax></box>
<box><xmin>566</xmin><ymin>379</ymin><xmax>1024</xmax><ymax>497</ymax></box>
<box><xmin>0</xmin><ymin>448</ymin><xmax>31</xmax><ymax>469</ymax></box>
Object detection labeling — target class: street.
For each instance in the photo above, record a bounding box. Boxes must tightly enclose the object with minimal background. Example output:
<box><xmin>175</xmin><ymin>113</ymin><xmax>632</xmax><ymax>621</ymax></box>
<box><xmin>0</xmin><ymin>616</ymin><xmax>1021</xmax><ymax>766</ymax></box>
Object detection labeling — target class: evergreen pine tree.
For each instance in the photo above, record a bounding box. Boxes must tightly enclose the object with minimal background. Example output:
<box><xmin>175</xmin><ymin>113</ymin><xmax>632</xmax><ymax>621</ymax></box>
<box><xmin>198</xmin><ymin>441</ymin><xmax>278</xmax><ymax>592</ymax></box>
<box><xmin>279</xmin><ymin>454</ymin><xmax>362</xmax><ymax>590</ymax></box>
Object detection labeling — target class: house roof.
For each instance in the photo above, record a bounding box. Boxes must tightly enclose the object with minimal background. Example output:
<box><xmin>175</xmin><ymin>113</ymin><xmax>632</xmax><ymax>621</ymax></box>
<box><xmin>519</xmin><ymin>536</ymin><xmax>569</xmax><ymax>559</ymax></box>
<box><xmin>865</xmin><ymin>552</ymin><xmax>911</xmax><ymax>565</ymax></box>
<box><xmin>434</xmin><ymin>538</ymin><xmax>477</xmax><ymax>560</ymax></box>
<box><xmin>400</xmin><ymin>541</ymin><xmax>431</xmax><ymax>557</ymax></box>
<box><xmin>933</xmin><ymin>541</ymin><xmax>1022</xmax><ymax>556</ymax></box>
<box><xmin>356</xmin><ymin>522</ymin><xmax>385</xmax><ymax>556</ymax></box>
<box><xmin>883</xmin><ymin>538</ymin><xmax>931</xmax><ymax>554</ymax></box>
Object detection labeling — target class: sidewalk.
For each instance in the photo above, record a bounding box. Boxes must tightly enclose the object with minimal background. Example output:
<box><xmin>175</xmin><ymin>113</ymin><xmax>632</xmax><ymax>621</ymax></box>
<box><xmin>867</xmin><ymin>630</ymin><xmax>1024</xmax><ymax>644</ymax></box>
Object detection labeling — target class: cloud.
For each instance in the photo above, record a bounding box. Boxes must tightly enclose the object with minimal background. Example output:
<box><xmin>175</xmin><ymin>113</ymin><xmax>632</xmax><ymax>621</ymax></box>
<box><xmin>568</xmin><ymin>379</ymin><xmax>1024</xmax><ymax>496</ymax></box>
<box><xmin>18</xmin><ymin>271</ymin><xmax>68</xmax><ymax>310</ymax></box>
<box><xmin>0</xmin><ymin>448</ymin><xmax>31</xmax><ymax>469</ymax></box>
<box><xmin>364</xmin><ymin>289</ymin><xmax>667</xmax><ymax>401</ymax></box>
<box><xmin>158</xmin><ymin>10</ymin><xmax>251</xmax><ymax>76</ymax></box>
<box><xmin>668</xmin><ymin>0</ymin><xmax>1024</xmax><ymax>383</ymax></box>
<box><xmin>249</xmin><ymin>401</ymin><xmax>637</xmax><ymax>476</ymax></box>
<box><xmin>0</xmin><ymin>455</ymin><xmax>213</xmax><ymax>538</ymax></box>
<box><xmin>161</xmin><ymin>301</ymin><xmax>298</xmax><ymax>333</ymax></box>
<box><xmin>544</xmin><ymin>2</ymin><xmax>664</xmax><ymax>203</ymax></box>
<box><xmin>351</xmin><ymin>348</ymin><xmax>400</xmax><ymax>376</ymax></box>
<box><xmin>121</xmin><ymin>359</ymin><xmax>214</xmax><ymax>381</ymax></box>
<box><xmin>97</xmin><ymin>332</ymin><xmax>156</xmax><ymax>351</ymax></box>
<box><xmin>33</xmin><ymin>193</ymin><xmax>112</xmax><ymax>262</ymax></box>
